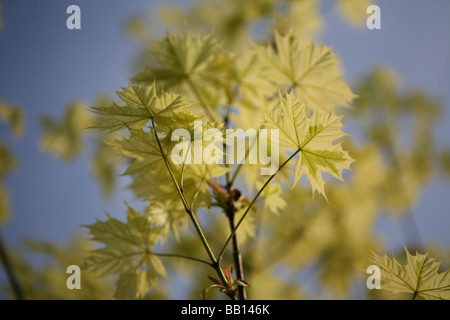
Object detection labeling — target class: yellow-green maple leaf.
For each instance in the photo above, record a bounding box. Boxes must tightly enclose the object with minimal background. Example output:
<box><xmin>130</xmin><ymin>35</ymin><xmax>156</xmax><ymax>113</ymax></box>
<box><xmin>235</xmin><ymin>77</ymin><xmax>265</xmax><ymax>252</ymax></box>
<box><xmin>111</xmin><ymin>128</ymin><xmax>167</xmax><ymax>178</ymax></box>
<box><xmin>262</xmin><ymin>91</ymin><xmax>353</xmax><ymax>198</ymax></box>
<box><xmin>91</xmin><ymin>83</ymin><xmax>190</xmax><ymax>132</ymax></box>
<box><xmin>0</xmin><ymin>102</ymin><xmax>25</xmax><ymax>138</ymax></box>
<box><xmin>372</xmin><ymin>249</ymin><xmax>450</xmax><ymax>300</ymax></box>
<box><xmin>337</xmin><ymin>0</ymin><xmax>373</xmax><ymax>28</ymax></box>
<box><xmin>145</xmin><ymin>200</ymin><xmax>188</xmax><ymax>242</ymax></box>
<box><xmin>115</xmin><ymin>267</ymin><xmax>159</xmax><ymax>300</ymax></box>
<box><xmin>274</xmin><ymin>0</ymin><xmax>323</xmax><ymax>41</ymax></box>
<box><xmin>133</xmin><ymin>33</ymin><xmax>230</xmax><ymax>90</ymax></box>
<box><xmin>0</xmin><ymin>143</ymin><xmax>16</xmax><ymax>179</ymax></box>
<box><xmin>40</xmin><ymin>102</ymin><xmax>91</xmax><ymax>161</ymax></box>
<box><xmin>255</xmin><ymin>31</ymin><xmax>356</xmax><ymax>111</ymax></box>
<box><xmin>84</xmin><ymin>205</ymin><xmax>166</xmax><ymax>299</ymax></box>
<box><xmin>91</xmin><ymin>136</ymin><xmax>120</xmax><ymax>200</ymax></box>
<box><xmin>132</xmin><ymin>32</ymin><xmax>230</xmax><ymax>121</ymax></box>
<box><xmin>260</xmin><ymin>181</ymin><xmax>286</xmax><ymax>215</ymax></box>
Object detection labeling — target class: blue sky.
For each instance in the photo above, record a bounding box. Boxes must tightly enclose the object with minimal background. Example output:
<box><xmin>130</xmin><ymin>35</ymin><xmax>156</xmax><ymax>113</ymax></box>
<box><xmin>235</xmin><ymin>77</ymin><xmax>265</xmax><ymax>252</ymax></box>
<box><xmin>0</xmin><ymin>0</ymin><xmax>449</xmax><ymax>257</ymax></box>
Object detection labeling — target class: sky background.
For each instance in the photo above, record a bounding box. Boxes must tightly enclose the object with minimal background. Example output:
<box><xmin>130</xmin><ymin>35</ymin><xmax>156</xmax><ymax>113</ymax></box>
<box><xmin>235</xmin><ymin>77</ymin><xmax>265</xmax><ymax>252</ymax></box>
<box><xmin>0</xmin><ymin>0</ymin><xmax>449</xmax><ymax>290</ymax></box>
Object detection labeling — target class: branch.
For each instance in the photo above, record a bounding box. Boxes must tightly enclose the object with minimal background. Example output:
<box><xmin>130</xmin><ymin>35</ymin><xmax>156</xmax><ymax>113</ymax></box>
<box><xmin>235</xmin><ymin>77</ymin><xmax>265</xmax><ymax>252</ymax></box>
<box><xmin>226</xmin><ymin>209</ymin><xmax>247</xmax><ymax>300</ymax></box>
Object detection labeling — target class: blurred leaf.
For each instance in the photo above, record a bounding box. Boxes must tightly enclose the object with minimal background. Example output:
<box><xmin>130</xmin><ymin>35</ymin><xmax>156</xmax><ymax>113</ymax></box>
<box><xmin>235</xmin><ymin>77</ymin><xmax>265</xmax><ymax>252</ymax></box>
<box><xmin>1</xmin><ymin>237</ymin><xmax>114</xmax><ymax>299</ymax></box>
<box><xmin>442</xmin><ymin>149</ymin><xmax>450</xmax><ymax>178</ymax></box>
<box><xmin>0</xmin><ymin>102</ymin><xmax>25</xmax><ymax>138</ymax></box>
<box><xmin>40</xmin><ymin>102</ymin><xmax>91</xmax><ymax>161</ymax></box>
<box><xmin>91</xmin><ymin>136</ymin><xmax>119</xmax><ymax>200</ymax></box>
<box><xmin>0</xmin><ymin>184</ymin><xmax>9</xmax><ymax>225</ymax></box>
<box><xmin>0</xmin><ymin>143</ymin><xmax>16</xmax><ymax>179</ymax></box>
<box><xmin>274</xmin><ymin>0</ymin><xmax>323</xmax><ymax>40</ymax></box>
<box><xmin>337</xmin><ymin>0</ymin><xmax>373</xmax><ymax>28</ymax></box>
<box><xmin>260</xmin><ymin>181</ymin><xmax>286</xmax><ymax>215</ymax></box>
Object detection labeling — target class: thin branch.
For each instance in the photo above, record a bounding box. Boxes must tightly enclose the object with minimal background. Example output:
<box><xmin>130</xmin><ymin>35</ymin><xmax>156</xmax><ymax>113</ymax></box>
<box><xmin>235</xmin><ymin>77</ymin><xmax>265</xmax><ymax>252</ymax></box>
<box><xmin>220</xmin><ymin>104</ymin><xmax>247</xmax><ymax>299</ymax></box>
<box><xmin>149</xmin><ymin>121</ymin><xmax>231</xmax><ymax>296</ymax></box>
<box><xmin>226</xmin><ymin>210</ymin><xmax>247</xmax><ymax>300</ymax></box>
<box><xmin>189</xmin><ymin>178</ymin><xmax>205</xmax><ymax>209</ymax></box>
<box><xmin>150</xmin><ymin>251</ymin><xmax>213</xmax><ymax>268</ymax></box>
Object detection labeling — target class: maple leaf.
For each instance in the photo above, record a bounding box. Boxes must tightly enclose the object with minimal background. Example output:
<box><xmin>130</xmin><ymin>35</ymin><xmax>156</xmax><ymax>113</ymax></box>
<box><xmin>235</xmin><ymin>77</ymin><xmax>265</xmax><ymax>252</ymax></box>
<box><xmin>255</xmin><ymin>31</ymin><xmax>356</xmax><ymax>111</ymax></box>
<box><xmin>133</xmin><ymin>32</ymin><xmax>230</xmax><ymax>90</ymax></box>
<box><xmin>40</xmin><ymin>102</ymin><xmax>91</xmax><ymax>161</ymax></box>
<box><xmin>337</xmin><ymin>0</ymin><xmax>373</xmax><ymax>28</ymax></box>
<box><xmin>110</xmin><ymin>128</ymin><xmax>167</xmax><ymax>179</ymax></box>
<box><xmin>84</xmin><ymin>205</ymin><xmax>166</xmax><ymax>299</ymax></box>
<box><xmin>91</xmin><ymin>82</ymin><xmax>190</xmax><ymax>132</ymax></box>
<box><xmin>0</xmin><ymin>102</ymin><xmax>25</xmax><ymax>138</ymax></box>
<box><xmin>132</xmin><ymin>32</ymin><xmax>231</xmax><ymax>120</ymax></box>
<box><xmin>372</xmin><ymin>248</ymin><xmax>450</xmax><ymax>300</ymax></box>
<box><xmin>262</xmin><ymin>91</ymin><xmax>354</xmax><ymax>198</ymax></box>
<box><xmin>0</xmin><ymin>143</ymin><xmax>16</xmax><ymax>179</ymax></box>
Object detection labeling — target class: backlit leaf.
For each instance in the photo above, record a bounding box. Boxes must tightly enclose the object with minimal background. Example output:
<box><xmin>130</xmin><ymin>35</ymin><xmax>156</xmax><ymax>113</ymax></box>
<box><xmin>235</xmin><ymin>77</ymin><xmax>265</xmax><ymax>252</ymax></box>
<box><xmin>372</xmin><ymin>248</ymin><xmax>450</xmax><ymax>300</ymax></box>
<box><xmin>262</xmin><ymin>91</ymin><xmax>354</xmax><ymax>198</ymax></box>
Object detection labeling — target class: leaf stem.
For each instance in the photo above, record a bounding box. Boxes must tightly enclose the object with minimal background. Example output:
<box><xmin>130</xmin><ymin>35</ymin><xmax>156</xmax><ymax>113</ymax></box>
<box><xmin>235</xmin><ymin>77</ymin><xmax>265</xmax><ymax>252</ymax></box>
<box><xmin>218</xmin><ymin>148</ymin><xmax>301</xmax><ymax>261</ymax></box>
<box><xmin>150</xmin><ymin>252</ymin><xmax>213</xmax><ymax>268</ymax></box>
<box><xmin>220</xmin><ymin>105</ymin><xmax>247</xmax><ymax>299</ymax></box>
<box><xmin>149</xmin><ymin>121</ymin><xmax>231</xmax><ymax>296</ymax></box>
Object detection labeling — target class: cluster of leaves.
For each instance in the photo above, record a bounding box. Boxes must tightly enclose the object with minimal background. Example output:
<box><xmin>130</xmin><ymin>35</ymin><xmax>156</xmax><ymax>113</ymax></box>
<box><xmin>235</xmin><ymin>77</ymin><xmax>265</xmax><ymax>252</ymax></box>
<box><xmin>80</xmin><ymin>2</ymin><xmax>450</xmax><ymax>300</ymax></box>
<box><xmin>128</xmin><ymin>0</ymin><xmax>373</xmax><ymax>50</ymax></box>
<box><xmin>32</xmin><ymin>62</ymin><xmax>450</xmax><ymax>300</ymax></box>
<box><xmin>1</xmin><ymin>0</ymin><xmax>449</xmax><ymax>300</ymax></box>
<box><xmin>83</xmin><ymin>26</ymin><xmax>357</xmax><ymax>299</ymax></box>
